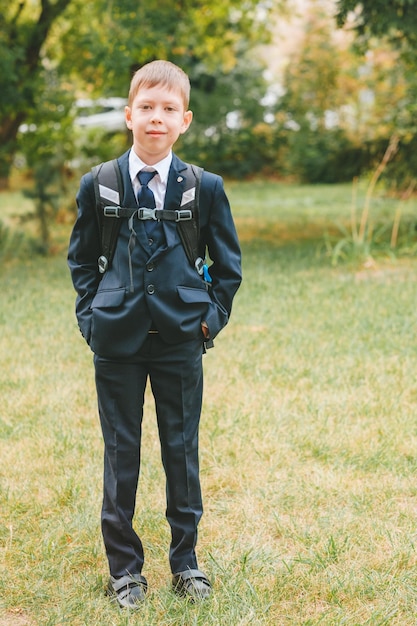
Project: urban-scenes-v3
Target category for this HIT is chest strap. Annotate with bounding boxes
[104,206,193,221]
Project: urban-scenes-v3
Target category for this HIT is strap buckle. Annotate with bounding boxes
[175,210,192,221]
[104,206,121,217]
[195,257,204,275]
[98,255,109,274]
[138,208,157,220]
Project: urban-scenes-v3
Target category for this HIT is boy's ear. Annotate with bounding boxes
[125,106,132,130]
[181,110,193,134]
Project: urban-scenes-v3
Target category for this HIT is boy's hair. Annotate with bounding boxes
[128,60,191,109]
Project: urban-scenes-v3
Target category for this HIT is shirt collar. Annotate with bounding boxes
[129,149,172,185]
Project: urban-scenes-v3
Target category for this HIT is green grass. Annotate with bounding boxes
[1,180,417,624]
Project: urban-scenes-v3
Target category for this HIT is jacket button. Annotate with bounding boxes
[147,284,155,295]
[146,263,154,272]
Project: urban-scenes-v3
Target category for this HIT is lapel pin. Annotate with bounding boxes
[177,176,183,183]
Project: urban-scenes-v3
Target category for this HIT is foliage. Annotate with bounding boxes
[177,57,288,178]
[57,0,276,94]
[1,0,282,185]
[56,0,281,178]
[0,0,72,181]
[0,0,287,249]
[335,0,417,188]
[384,134,417,189]
[281,10,344,133]
[274,4,417,187]
[276,8,372,184]
[4,0,417,203]
[284,127,365,184]
[324,135,417,265]
[336,0,417,50]
[16,67,77,250]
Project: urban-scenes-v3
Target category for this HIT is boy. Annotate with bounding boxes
[68,60,241,609]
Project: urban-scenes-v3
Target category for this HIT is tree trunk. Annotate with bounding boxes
[0,0,72,185]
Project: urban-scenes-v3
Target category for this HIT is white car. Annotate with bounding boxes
[75,97,127,132]
[19,97,127,135]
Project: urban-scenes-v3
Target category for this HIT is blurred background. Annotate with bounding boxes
[1,0,417,251]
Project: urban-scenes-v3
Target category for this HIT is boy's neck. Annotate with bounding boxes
[132,147,172,167]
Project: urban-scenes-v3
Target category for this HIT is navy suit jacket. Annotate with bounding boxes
[68,150,242,358]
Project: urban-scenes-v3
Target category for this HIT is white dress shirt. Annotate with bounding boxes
[128,149,172,210]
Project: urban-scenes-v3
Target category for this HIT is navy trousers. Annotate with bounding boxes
[94,334,204,577]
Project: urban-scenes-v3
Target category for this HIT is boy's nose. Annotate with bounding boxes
[150,109,163,122]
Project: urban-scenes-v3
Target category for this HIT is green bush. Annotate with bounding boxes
[178,122,288,179]
[286,128,370,184]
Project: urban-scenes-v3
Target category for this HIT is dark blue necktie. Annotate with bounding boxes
[137,170,157,236]
[138,170,156,207]
[127,169,158,291]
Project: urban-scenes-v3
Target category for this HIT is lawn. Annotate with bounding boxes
[1,180,417,625]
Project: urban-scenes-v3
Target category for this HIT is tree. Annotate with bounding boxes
[0,0,284,185]
[0,0,72,184]
[336,0,417,49]
[281,10,343,133]
[336,0,417,186]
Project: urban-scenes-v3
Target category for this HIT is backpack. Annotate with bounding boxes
[92,159,207,278]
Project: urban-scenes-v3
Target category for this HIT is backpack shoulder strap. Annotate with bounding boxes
[177,163,203,271]
[91,159,204,274]
[92,159,123,273]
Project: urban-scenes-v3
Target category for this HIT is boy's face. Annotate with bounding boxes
[125,85,193,165]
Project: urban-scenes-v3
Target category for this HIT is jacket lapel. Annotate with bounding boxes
[118,150,137,208]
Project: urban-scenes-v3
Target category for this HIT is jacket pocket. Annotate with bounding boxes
[177,286,212,305]
[91,287,126,309]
